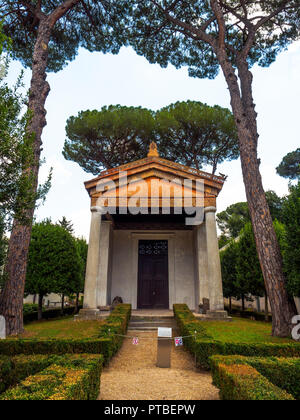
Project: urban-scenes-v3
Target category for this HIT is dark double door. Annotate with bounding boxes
[137,240,169,309]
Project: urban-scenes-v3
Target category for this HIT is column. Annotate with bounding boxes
[78,206,102,319]
[194,222,209,310]
[97,221,112,308]
[205,206,226,314]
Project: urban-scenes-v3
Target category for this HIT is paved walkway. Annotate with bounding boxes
[99,331,219,400]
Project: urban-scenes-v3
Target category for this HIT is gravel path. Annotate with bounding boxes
[99,331,219,400]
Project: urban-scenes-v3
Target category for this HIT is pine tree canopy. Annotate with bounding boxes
[128,0,300,79]
[63,101,239,175]
[0,0,132,72]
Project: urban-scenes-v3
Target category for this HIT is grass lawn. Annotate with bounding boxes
[19,316,104,340]
[203,317,294,344]
[16,315,297,344]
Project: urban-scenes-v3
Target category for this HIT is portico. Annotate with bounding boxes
[78,143,227,319]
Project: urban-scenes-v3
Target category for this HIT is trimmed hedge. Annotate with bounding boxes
[0,354,56,394]
[173,304,300,370]
[23,306,82,324]
[225,305,272,323]
[0,304,131,365]
[210,355,298,400]
[0,354,103,400]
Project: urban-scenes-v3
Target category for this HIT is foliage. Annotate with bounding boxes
[265,190,284,222]
[236,222,265,299]
[63,105,155,174]
[0,354,103,400]
[220,220,288,304]
[0,1,132,73]
[58,216,74,235]
[282,182,300,296]
[0,354,53,394]
[25,220,81,314]
[63,101,239,175]
[74,237,88,296]
[23,306,81,324]
[173,305,300,370]
[0,62,51,229]
[217,192,284,239]
[210,355,295,400]
[0,304,131,366]
[23,303,39,316]
[217,202,250,239]
[220,239,240,300]
[128,1,300,80]
[155,101,239,174]
[277,148,300,180]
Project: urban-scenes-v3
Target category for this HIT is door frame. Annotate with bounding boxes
[137,240,169,309]
[131,232,176,310]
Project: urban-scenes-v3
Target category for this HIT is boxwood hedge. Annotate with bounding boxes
[210,355,299,400]
[173,304,300,370]
[0,304,131,365]
[0,354,103,400]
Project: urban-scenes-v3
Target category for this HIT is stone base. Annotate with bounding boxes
[194,310,232,322]
[74,308,104,321]
[206,310,228,319]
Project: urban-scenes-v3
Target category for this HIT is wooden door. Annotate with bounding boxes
[137,240,169,309]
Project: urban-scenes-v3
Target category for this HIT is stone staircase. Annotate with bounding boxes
[128,315,176,331]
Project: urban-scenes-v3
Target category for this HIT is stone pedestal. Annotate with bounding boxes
[75,309,103,321]
[206,310,228,319]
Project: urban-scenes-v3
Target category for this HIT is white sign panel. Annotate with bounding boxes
[158,327,172,338]
[0,316,6,340]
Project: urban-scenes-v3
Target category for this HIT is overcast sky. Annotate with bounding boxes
[6,41,300,240]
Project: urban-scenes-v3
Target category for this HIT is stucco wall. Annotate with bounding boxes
[110,230,196,310]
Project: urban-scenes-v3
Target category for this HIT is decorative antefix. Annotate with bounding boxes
[0,315,6,340]
[77,143,229,320]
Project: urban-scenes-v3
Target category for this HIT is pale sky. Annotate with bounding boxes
[6,42,300,240]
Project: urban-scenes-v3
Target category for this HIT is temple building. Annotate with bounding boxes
[78,143,227,318]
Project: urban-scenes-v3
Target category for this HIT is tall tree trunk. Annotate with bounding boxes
[0,20,51,336]
[241,294,245,312]
[38,294,44,321]
[61,294,65,315]
[75,292,80,314]
[256,297,261,313]
[229,296,232,313]
[216,47,297,337]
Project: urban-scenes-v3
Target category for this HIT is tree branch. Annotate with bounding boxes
[48,0,82,26]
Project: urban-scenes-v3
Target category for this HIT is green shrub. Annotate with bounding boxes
[23,305,82,324]
[98,304,131,359]
[0,354,57,394]
[23,304,39,316]
[173,304,300,370]
[0,354,103,400]
[0,304,131,365]
[211,355,300,400]
[210,355,297,400]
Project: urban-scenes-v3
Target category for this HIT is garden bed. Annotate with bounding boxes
[210,355,300,400]
[173,304,300,370]
[0,354,103,400]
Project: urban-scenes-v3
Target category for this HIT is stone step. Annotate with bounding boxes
[129,320,175,325]
[128,326,161,331]
[131,316,174,321]
[128,318,177,331]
